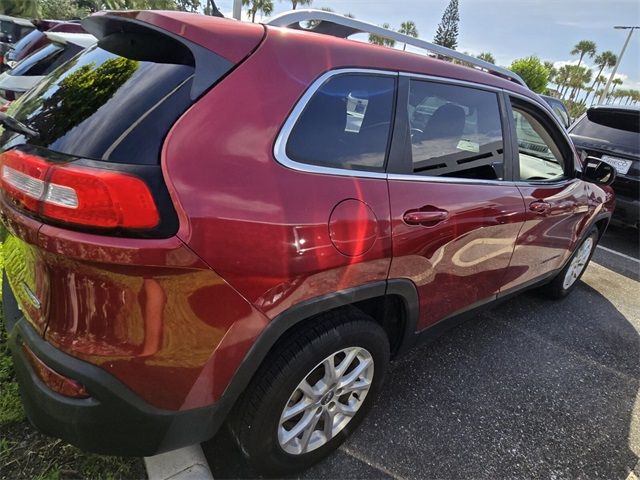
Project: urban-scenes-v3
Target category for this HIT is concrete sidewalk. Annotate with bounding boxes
[145,445,213,480]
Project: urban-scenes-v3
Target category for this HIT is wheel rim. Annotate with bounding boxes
[563,237,594,290]
[278,346,374,455]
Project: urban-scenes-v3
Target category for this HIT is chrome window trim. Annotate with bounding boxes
[399,71,503,94]
[273,67,395,180]
[273,68,546,185]
[386,173,516,186]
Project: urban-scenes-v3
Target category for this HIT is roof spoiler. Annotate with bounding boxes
[82,14,234,100]
[44,32,97,49]
[268,9,527,87]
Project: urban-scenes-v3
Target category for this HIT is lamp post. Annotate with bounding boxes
[598,26,639,104]
[233,0,242,20]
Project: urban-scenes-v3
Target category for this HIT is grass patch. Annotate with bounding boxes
[0,241,147,479]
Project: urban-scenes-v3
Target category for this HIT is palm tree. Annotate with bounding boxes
[567,66,591,101]
[584,51,617,104]
[606,78,624,103]
[243,0,273,22]
[570,40,597,69]
[543,60,557,84]
[398,21,418,51]
[555,65,572,97]
[478,52,496,64]
[284,0,312,9]
[369,23,396,48]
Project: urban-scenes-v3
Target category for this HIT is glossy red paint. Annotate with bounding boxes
[387,181,527,329]
[91,10,265,63]
[503,180,610,291]
[0,11,614,426]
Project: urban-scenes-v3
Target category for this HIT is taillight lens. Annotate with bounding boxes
[0,149,160,230]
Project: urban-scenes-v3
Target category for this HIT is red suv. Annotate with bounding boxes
[0,10,616,475]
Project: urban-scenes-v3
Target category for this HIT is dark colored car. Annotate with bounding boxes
[0,32,95,101]
[570,105,639,228]
[0,10,616,475]
[541,94,571,128]
[3,20,85,70]
[0,15,34,59]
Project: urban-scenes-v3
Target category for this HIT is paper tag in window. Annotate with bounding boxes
[457,139,480,153]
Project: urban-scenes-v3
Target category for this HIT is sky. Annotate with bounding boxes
[214,0,640,91]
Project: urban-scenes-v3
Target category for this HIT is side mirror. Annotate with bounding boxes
[581,156,617,186]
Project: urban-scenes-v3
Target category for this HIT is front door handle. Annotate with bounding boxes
[403,210,449,225]
[529,201,551,214]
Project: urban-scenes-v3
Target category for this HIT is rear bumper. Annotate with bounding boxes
[3,277,224,457]
[613,193,639,228]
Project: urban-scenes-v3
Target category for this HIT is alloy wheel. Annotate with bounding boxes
[277,346,374,455]
[563,237,594,290]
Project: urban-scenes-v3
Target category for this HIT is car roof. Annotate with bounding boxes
[0,15,34,28]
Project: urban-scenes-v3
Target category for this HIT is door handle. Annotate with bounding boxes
[529,201,550,214]
[403,210,449,225]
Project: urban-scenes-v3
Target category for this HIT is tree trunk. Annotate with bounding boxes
[292,0,297,8]
[251,9,256,22]
[584,66,605,104]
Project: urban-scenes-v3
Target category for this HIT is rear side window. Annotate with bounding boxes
[3,44,195,165]
[286,74,396,172]
[407,80,505,180]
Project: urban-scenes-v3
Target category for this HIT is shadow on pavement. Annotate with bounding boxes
[203,279,640,479]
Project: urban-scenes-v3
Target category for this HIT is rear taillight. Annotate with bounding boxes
[0,149,160,230]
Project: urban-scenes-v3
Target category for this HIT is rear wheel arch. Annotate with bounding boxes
[219,279,419,419]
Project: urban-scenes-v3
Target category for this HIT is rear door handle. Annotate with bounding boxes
[403,210,449,225]
[529,201,550,214]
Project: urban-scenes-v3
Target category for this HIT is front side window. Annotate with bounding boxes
[407,80,505,180]
[511,101,566,182]
[286,74,396,172]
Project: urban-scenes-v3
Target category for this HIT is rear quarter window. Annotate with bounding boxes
[285,74,396,172]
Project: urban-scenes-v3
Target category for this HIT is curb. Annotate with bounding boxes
[144,444,214,480]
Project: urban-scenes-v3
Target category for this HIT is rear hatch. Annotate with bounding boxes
[570,107,639,199]
[0,11,264,338]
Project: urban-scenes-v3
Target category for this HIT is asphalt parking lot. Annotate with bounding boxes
[202,225,640,479]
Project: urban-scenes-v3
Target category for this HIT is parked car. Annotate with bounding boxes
[0,10,616,475]
[0,15,34,59]
[570,105,639,228]
[3,20,85,70]
[540,94,571,128]
[0,32,96,101]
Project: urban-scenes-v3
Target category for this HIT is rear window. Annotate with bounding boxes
[2,44,195,165]
[571,111,640,155]
[7,29,44,61]
[10,42,81,77]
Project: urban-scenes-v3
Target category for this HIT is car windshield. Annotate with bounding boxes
[571,110,640,155]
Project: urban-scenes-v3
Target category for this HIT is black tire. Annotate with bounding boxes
[544,227,599,299]
[228,308,390,476]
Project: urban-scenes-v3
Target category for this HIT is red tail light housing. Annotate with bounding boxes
[0,149,160,232]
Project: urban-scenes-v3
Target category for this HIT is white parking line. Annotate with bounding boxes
[596,245,640,264]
